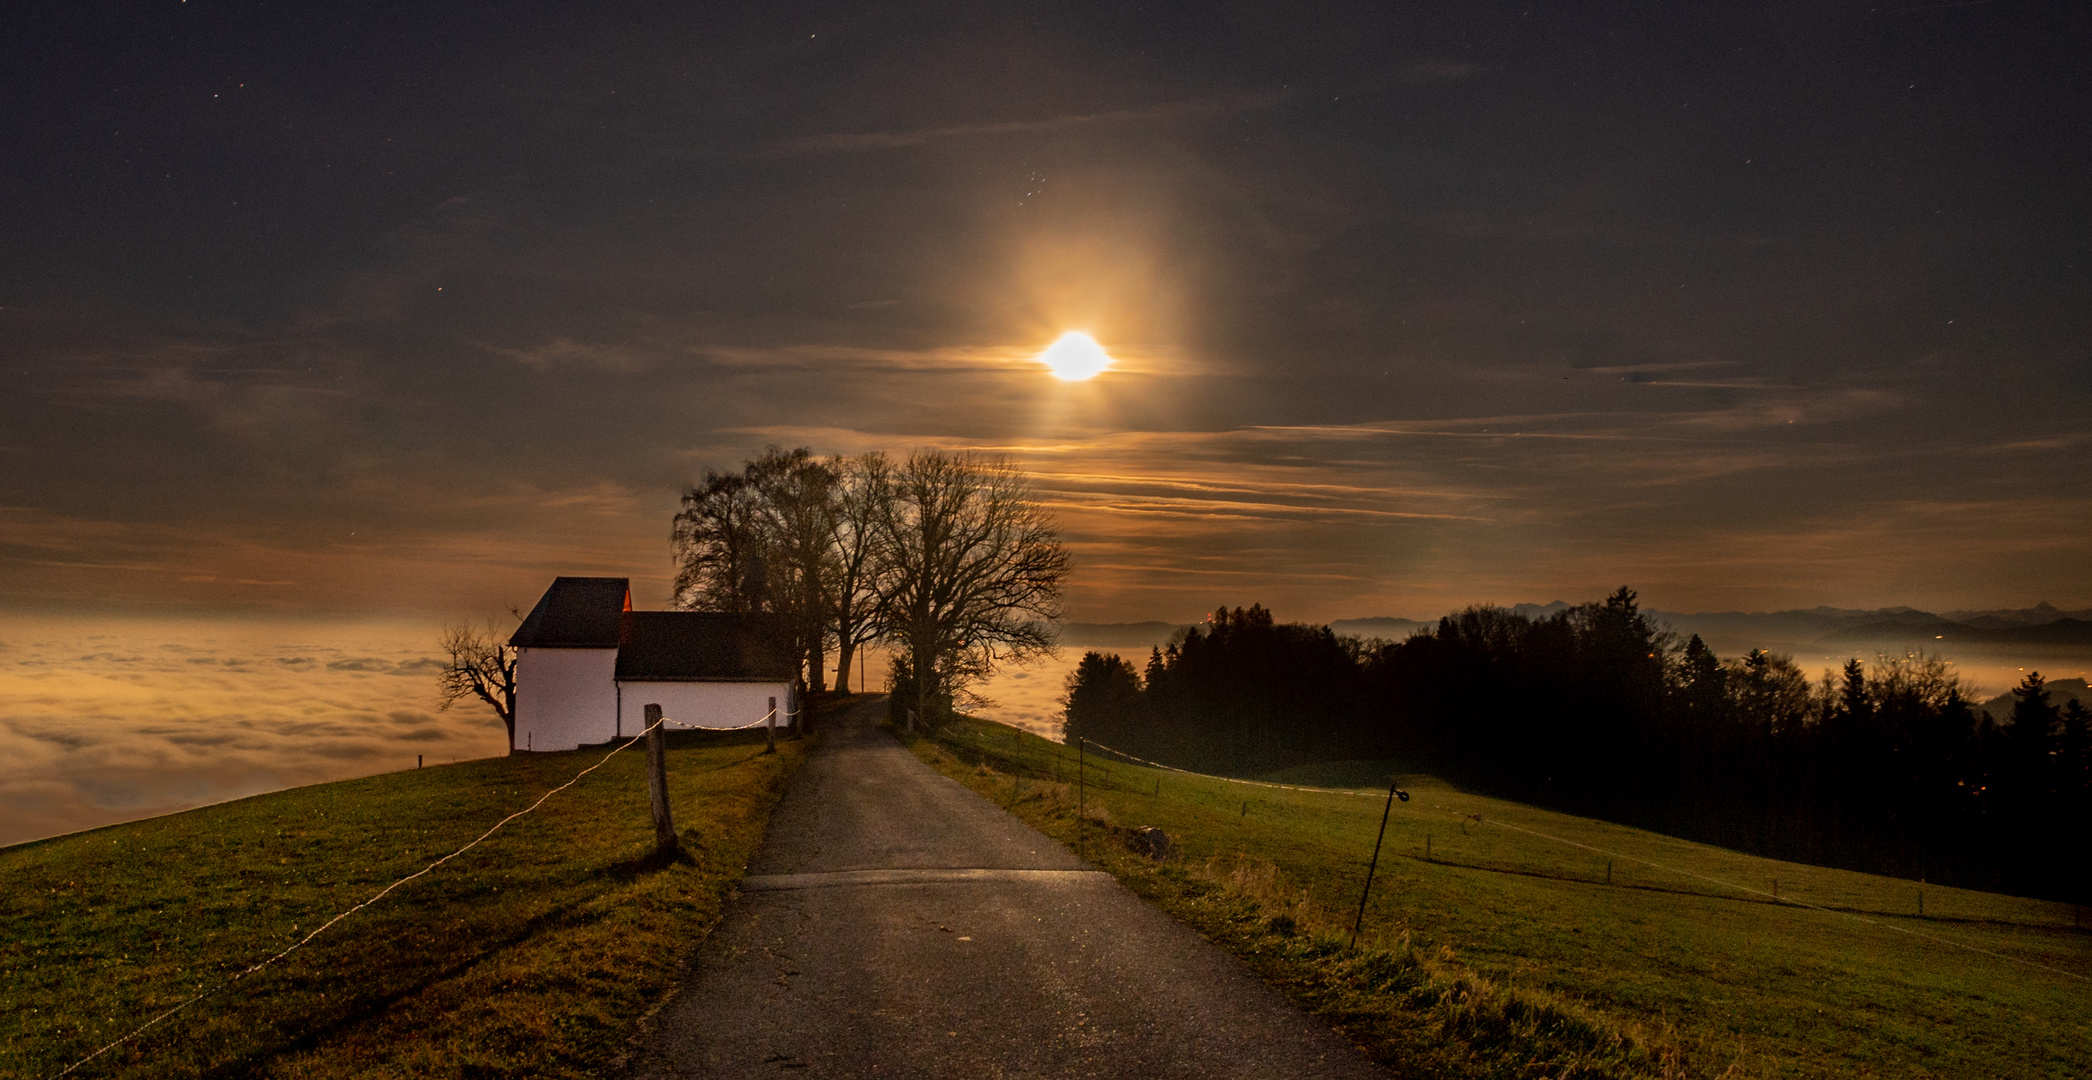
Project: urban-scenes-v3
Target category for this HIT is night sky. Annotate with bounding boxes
[7,0,2090,624]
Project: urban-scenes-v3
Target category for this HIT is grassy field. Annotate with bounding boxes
[1,726,810,1079]
[910,716,2092,1079]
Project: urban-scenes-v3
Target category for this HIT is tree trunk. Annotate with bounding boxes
[807,632,827,694]
[835,640,856,696]
[914,641,934,729]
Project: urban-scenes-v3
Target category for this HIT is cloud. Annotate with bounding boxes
[762,92,1289,156]
[482,337,659,374]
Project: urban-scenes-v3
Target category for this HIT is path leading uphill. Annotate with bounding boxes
[625,698,1390,1079]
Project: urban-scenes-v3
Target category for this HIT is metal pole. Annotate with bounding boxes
[765,697,777,754]
[1350,779,1400,949]
[645,704,676,852]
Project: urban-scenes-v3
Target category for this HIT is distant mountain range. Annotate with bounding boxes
[1332,603,2092,650]
[1058,621,1191,648]
[1328,616,1429,639]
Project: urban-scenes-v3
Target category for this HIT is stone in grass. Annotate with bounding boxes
[1123,826,1174,860]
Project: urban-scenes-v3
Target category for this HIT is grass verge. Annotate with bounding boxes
[906,715,2092,1079]
[3,726,811,1079]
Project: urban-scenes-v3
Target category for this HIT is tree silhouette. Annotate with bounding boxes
[745,447,842,692]
[438,617,520,752]
[827,453,892,695]
[873,451,1068,728]
[1062,651,1141,748]
[671,470,770,615]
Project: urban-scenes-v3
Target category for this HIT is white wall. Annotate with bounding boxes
[514,647,620,751]
[619,680,796,733]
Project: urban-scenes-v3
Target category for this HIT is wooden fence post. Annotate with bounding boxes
[766,697,777,754]
[645,704,676,852]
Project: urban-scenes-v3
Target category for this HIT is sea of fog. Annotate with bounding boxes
[5,614,2082,848]
[0,617,1099,847]
[0,614,510,847]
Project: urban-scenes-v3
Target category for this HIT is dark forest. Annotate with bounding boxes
[1062,590,2092,904]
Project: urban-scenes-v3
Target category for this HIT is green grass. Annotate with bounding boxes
[909,716,2092,1079]
[2,727,810,1079]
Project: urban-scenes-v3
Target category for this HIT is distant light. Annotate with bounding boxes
[1038,332,1114,381]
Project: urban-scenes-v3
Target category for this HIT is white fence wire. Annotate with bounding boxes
[983,720,2089,986]
[46,703,797,1080]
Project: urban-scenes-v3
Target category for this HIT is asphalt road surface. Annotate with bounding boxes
[625,698,1391,1079]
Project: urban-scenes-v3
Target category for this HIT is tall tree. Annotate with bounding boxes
[2006,671,2061,792]
[746,447,842,692]
[1673,633,1728,722]
[2061,698,2092,793]
[874,451,1069,728]
[671,446,842,690]
[670,470,770,614]
[1062,651,1142,748]
[438,617,520,752]
[1728,649,1810,737]
[828,452,892,695]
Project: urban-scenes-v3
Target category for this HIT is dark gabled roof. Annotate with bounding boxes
[509,577,631,648]
[615,612,798,682]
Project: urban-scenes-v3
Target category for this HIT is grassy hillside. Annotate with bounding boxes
[910,716,2092,1079]
[2,727,809,1079]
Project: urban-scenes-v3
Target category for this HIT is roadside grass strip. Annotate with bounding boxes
[2,724,810,1080]
[908,715,2092,1079]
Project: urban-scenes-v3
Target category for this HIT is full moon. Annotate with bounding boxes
[1037,331,1114,381]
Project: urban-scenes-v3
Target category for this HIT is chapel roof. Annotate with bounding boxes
[509,577,632,648]
[615,611,797,682]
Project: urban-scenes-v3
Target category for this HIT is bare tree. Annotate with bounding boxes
[671,469,770,614]
[747,447,842,692]
[829,452,892,694]
[438,617,520,752]
[875,451,1068,729]
[674,447,841,690]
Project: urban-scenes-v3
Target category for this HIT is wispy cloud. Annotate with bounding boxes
[762,91,1289,156]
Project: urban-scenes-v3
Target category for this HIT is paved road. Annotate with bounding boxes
[626,699,1390,1079]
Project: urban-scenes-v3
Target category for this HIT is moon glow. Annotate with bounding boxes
[1038,331,1114,381]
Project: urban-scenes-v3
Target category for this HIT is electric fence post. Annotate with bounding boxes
[1077,737,1086,859]
[1350,779,1404,948]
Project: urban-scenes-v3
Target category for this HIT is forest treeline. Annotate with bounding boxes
[1063,590,2092,902]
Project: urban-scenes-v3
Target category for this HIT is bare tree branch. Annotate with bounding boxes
[875,451,1068,726]
[437,616,520,753]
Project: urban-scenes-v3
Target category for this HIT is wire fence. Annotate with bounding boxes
[44,702,797,1080]
[953,718,2089,985]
